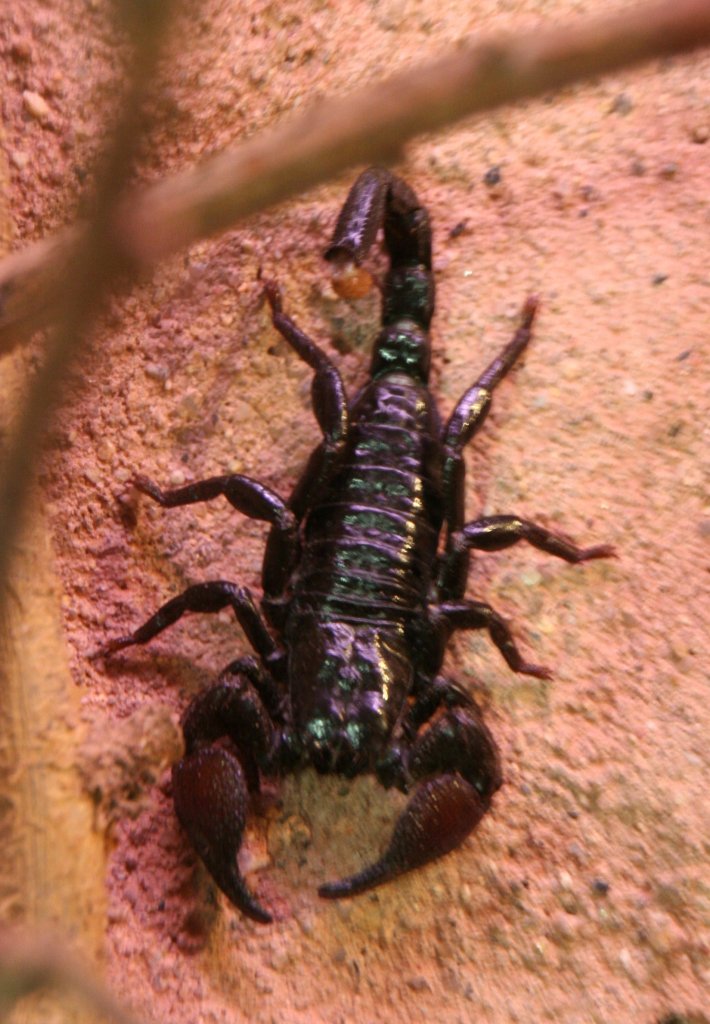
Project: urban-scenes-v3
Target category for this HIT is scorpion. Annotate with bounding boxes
[101,168,613,923]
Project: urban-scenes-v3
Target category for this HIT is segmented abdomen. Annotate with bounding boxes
[294,376,443,621]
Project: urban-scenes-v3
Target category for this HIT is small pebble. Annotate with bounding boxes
[561,359,583,381]
[591,878,610,896]
[144,362,168,381]
[97,440,115,463]
[546,912,575,944]
[618,947,640,980]
[558,890,579,914]
[610,92,633,115]
[335,902,353,922]
[483,165,502,187]
[269,949,291,972]
[10,39,32,62]
[295,911,315,937]
[520,568,543,587]
[405,976,432,992]
[652,273,669,286]
[448,219,469,239]
[10,150,29,170]
[630,159,646,176]
[658,162,679,180]
[642,915,687,957]
[567,841,587,864]
[22,89,51,121]
[459,884,475,912]
[187,260,208,281]
[690,125,709,144]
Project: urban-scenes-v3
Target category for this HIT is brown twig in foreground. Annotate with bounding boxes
[0,925,145,1024]
[0,0,178,604]
[1,0,709,350]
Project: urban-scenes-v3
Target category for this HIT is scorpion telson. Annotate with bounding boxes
[100,168,614,923]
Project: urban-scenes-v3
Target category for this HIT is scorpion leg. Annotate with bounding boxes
[319,679,500,899]
[98,581,278,664]
[131,473,298,604]
[263,282,349,519]
[451,515,615,564]
[173,660,278,923]
[438,296,538,598]
[433,599,552,679]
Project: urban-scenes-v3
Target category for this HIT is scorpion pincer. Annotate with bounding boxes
[100,168,613,923]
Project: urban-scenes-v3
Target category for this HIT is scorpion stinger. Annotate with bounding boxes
[99,168,613,922]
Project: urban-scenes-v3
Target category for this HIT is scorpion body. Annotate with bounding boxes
[102,169,612,923]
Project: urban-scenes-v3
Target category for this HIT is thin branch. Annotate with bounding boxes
[1,0,709,349]
[0,0,178,602]
[0,925,146,1024]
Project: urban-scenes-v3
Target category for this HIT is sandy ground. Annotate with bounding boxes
[1,1,708,1022]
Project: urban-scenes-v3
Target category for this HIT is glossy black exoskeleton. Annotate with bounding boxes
[101,168,613,923]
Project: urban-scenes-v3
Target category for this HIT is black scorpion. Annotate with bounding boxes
[101,168,613,923]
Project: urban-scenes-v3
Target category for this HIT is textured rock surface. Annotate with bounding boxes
[2,1,708,1021]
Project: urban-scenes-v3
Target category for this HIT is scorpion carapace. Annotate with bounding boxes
[101,168,613,923]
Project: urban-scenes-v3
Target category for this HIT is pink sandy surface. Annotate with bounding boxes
[2,1,708,1022]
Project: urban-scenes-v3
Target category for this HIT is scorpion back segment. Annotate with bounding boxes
[101,168,613,923]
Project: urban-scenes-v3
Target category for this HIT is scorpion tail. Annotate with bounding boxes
[325,166,435,381]
[324,166,389,268]
[172,747,273,924]
[318,773,487,900]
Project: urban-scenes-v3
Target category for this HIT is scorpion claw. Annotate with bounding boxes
[318,773,486,900]
[172,746,272,924]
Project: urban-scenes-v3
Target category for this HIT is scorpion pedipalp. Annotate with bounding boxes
[319,774,487,899]
[320,695,502,899]
[173,746,272,924]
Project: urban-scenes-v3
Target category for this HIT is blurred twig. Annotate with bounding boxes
[0,0,178,604]
[1,0,709,350]
[0,924,145,1024]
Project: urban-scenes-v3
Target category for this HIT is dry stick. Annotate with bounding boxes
[0,0,178,599]
[0,925,146,1024]
[125,0,710,263]
[1,0,709,350]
